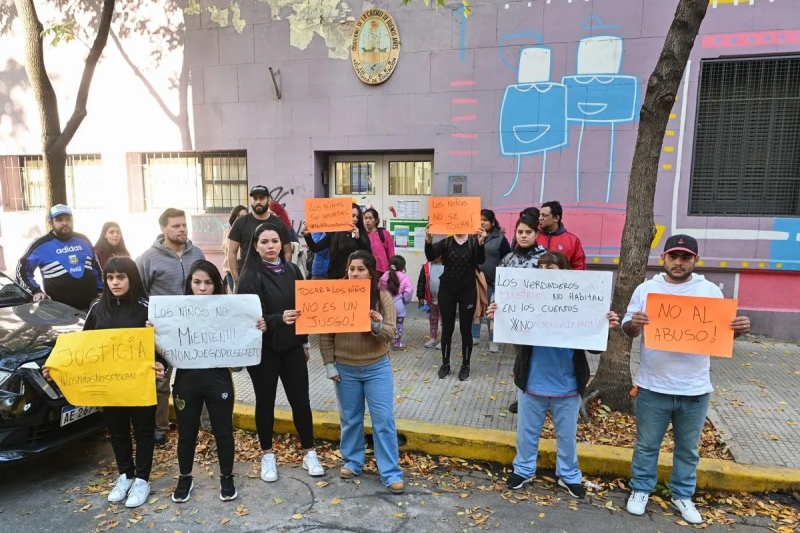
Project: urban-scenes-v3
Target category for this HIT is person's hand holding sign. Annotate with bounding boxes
[257,317,267,332]
[424,223,433,243]
[607,311,620,329]
[283,309,301,325]
[486,301,497,319]
[476,227,487,246]
[731,315,750,336]
[369,309,382,323]
[153,361,165,380]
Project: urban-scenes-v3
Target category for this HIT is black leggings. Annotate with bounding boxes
[173,368,235,476]
[438,282,476,364]
[103,405,157,481]
[247,344,314,450]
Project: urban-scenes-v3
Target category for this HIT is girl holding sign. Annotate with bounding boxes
[487,251,619,499]
[44,257,166,508]
[237,222,325,483]
[302,203,370,280]
[319,250,403,494]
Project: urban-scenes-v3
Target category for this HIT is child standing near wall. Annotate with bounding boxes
[417,259,443,348]
[379,255,413,350]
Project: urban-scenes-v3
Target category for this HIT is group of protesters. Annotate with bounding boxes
[19,190,750,524]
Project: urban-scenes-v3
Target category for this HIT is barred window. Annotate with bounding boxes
[689,56,800,216]
[6,154,104,211]
[334,161,375,195]
[388,161,432,195]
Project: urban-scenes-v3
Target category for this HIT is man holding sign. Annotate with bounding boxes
[622,235,750,524]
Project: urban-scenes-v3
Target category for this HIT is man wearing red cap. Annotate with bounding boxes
[621,234,751,524]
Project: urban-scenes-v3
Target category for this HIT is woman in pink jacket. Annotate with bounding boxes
[379,255,413,349]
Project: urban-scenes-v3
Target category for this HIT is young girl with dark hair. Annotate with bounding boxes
[320,250,404,494]
[93,221,131,271]
[379,255,413,349]
[168,260,266,504]
[45,257,165,508]
[302,203,370,279]
[237,222,324,483]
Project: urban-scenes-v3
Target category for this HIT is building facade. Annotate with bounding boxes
[0,0,798,338]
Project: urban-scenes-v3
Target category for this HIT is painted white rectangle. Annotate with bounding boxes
[493,268,613,351]
[148,295,263,369]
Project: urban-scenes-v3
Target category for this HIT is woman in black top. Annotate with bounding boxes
[424,225,487,381]
[302,203,370,279]
[237,222,325,483]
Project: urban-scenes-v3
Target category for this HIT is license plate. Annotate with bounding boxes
[60,405,101,427]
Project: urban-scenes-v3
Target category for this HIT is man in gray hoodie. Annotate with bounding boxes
[136,208,206,444]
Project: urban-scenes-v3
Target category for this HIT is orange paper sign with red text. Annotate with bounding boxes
[428,197,481,235]
[295,279,371,334]
[644,293,738,357]
[304,197,353,233]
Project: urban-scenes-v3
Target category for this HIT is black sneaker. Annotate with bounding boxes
[154,432,167,447]
[558,478,586,498]
[506,473,532,490]
[220,474,238,501]
[458,364,470,381]
[508,401,518,413]
[437,363,450,379]
[171,475,194,503]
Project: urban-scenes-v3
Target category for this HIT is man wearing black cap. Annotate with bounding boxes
[16,204,102,311]
[621,234,751,525]
[227,185,292,285]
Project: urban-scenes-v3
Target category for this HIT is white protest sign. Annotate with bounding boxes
[493,267,613,351]
[148,294,263,369]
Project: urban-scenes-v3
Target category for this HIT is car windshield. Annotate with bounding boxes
[0,273,32,307]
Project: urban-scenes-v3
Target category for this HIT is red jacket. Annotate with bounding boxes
[536,223,586,270]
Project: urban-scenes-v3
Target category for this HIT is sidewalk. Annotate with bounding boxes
[230,307,800,487]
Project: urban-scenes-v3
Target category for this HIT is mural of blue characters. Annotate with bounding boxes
[770,219,800,270]
[563,16,640,202]
[498,33,569,199]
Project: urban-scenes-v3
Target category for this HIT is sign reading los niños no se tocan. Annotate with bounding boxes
[351,8,400,85]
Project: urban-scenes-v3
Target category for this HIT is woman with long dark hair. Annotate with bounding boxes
[223,205,248,292]
[363,208,395,278]
[473,209,511,352]
[319,250,403,494]
[236,222,324,483]
[93,221,131,271]
[302,203,370,279]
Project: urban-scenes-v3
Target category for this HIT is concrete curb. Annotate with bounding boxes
[223,403,800,493]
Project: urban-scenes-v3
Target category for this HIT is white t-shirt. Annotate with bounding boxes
[623,273,723,395]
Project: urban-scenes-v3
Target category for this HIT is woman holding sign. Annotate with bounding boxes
[319,250,403,494]
[424,225,486,381]
[302,203,370,280]
[44,257,166,508]
[237,222,325,483]
[487,251,619,499]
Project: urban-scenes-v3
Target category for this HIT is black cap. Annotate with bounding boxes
[249,185,270,198]
[663,234,698,255]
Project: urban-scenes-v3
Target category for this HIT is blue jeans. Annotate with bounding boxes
[335,357,403,485]
[512,390,582,484]
[630,388,710,498]
[472,285,495,341]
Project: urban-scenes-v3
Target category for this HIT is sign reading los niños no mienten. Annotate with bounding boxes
[351,8,400,85]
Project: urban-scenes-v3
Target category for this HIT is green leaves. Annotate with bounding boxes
[40,20,76,47]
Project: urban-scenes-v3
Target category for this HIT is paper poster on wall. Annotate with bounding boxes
[388,219,428,249]
[644,293,738,357]
[394,226,410,248]
[412,227,427,251]
[295,279,371,334]
[493,267,613,351]
[148,295,263,369]
[46,328,157,407]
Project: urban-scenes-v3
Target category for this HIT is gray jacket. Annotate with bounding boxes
[136,236,206,296]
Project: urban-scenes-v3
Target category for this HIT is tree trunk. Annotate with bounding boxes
[585,0,710,413]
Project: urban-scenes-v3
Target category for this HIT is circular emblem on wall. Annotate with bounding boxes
[350,8,400,85]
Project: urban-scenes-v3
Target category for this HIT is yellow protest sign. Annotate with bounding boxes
[428,196,481,235]
[46,328,157,407]
[295,279,371,334]
[644,293,738,357]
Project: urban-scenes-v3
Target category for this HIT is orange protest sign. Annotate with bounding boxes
[428,197,481,235]
[304,197,353,233]
[644,293,738,357]
[295,279,371,334]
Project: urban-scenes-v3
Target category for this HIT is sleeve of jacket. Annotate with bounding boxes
[319,333,335,364]
[416,266,426,301]
[475,238,486,265]
[373,291,397,344]
[499,237,512,258]
[82,301,99,331]
[304,232,330,253]
[571,236,587,270]
[91,254,103,291]
[385,231,395,260]
[16,239,43,294]
[425,239,445,262]
[400,275,414,304]
[135,253,152,295]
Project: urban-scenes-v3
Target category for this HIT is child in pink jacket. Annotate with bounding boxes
[379,255,413,349]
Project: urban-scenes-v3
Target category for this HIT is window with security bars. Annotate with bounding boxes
[4,154,104,210]
[138,151,247,213]
[689,56,800,216]
[334,161,375,195]
[388,161,432,195]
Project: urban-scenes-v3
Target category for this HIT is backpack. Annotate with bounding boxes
[290,242,310,280]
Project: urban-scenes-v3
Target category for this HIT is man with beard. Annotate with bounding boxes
[16,204,103,311]
[622,234,750,525]
[136,207,206,445]
[226,185,291,286]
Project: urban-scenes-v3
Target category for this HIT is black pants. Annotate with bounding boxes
[247,344,314,450]
[173,369,235,476]
[103,405,157,481]
[438,281,476,365]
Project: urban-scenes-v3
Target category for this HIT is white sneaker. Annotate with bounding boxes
[434,341,441,349]
[423,337,438,348]
[472,336,480,346]
[671,497,703,524]
[261,453,278,482]
[489,341,500,353]
[302,451,325,477]
[626,491,649,516]
[108,474,133,503]
[125,478,150,508]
